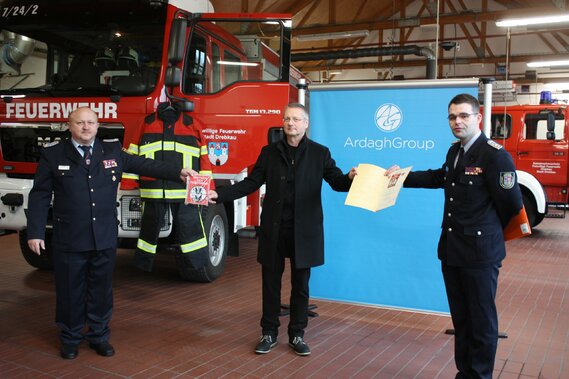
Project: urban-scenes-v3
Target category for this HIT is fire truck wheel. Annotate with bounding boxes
[176,203,228,282]
[18,229,54,270]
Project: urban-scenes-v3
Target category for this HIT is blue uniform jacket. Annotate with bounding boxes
[27,138,182,252]
[404,134,523,267]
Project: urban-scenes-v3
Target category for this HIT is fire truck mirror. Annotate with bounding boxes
[168,18,187,64]
[165,67,181,87]
[546,112,556,140]
[175,101,194,112]
[268,127,284,144]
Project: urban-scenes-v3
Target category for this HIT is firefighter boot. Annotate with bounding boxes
[133,250,154,272]
[181,246,209,270]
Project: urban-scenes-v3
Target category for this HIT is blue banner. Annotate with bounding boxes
[309,81,478,313]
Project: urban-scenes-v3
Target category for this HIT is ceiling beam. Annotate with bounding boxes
[297,53,569,72]
[293,7,568,36]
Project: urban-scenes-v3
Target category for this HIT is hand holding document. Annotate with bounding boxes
[345,164,412,212]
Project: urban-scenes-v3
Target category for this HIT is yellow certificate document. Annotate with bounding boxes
[345,164,412,212]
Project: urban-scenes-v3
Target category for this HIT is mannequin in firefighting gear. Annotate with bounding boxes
[132,102,213,272]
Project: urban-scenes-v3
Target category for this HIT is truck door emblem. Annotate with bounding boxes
[208,142,229,166]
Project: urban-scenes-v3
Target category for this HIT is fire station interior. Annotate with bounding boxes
[1,0,569,378]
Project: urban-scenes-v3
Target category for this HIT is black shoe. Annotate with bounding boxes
[89,341,115,357]
[60,344,78,359]
[255,335,277,354]
[289,336,311,356]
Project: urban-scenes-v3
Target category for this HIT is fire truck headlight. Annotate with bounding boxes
[1,193,23,206]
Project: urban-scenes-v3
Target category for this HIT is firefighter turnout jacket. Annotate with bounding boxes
[130,103,212,271]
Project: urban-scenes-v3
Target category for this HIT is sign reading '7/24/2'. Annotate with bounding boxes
[1,4,39,18]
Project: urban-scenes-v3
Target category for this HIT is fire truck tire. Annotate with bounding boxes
[522,193,544,228]
[18,229,54,270]
[176,203,228,282]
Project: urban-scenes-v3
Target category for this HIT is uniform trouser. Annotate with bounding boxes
[442,262,500,379]
[135,201,207,271]
[54,248,115,345]
[261,226,311,340]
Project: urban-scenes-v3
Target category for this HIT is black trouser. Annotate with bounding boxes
[442,262,500,379]
[54,248,115,345]
[261,226,311,339]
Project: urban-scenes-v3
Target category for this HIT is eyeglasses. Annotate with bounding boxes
[283,117,305,123]
[72,120,98,127]
[447,113,478,122]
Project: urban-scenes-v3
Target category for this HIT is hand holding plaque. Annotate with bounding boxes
[186,174,211,206]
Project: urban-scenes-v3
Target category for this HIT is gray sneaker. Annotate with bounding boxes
[255,335,277,354]
[289,336,311,356]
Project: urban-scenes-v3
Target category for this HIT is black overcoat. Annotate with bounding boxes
[216,137,352,270]
[27,138,182,252]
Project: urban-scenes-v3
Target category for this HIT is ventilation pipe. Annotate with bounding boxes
[0,31,36,75]
[291,45,436,79]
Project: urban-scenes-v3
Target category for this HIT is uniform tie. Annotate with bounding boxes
[80,145,91,165]
[455,146,464,168]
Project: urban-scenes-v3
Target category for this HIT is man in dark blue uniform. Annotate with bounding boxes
[389,94,522,379]
[27,107,192,360]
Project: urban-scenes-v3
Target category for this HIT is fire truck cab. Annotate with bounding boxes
[487,103,568,227]
[0,0,305,281]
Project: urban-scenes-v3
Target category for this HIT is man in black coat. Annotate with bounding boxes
[208,103,356,356]
[388,94,522,379]
[27,107,192,360]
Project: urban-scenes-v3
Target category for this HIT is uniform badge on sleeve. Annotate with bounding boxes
[500,172,515,189]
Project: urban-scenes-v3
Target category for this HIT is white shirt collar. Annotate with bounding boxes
[462,131,481,153]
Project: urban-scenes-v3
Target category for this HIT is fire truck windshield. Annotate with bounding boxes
[0,0,166,97]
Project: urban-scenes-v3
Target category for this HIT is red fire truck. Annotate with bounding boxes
[0,0,306,281]
[486,102,568,227]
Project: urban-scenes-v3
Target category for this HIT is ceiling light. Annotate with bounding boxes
[217,61,258,67]
[527,60,569,68]
[296,30,369,42]
[496,14,569,27]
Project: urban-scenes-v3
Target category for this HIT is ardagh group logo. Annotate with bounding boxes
[343,101,435,152]
[375,103,402,132]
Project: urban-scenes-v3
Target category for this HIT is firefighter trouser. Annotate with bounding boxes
[134,201,208,272]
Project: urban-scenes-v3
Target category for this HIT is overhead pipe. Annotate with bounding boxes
[1,31,36,74]
[291,45,436,79]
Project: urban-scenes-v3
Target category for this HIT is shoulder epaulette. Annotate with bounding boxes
[487,140,503,150]
[102,138,119,143]
[43,141,60,148]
